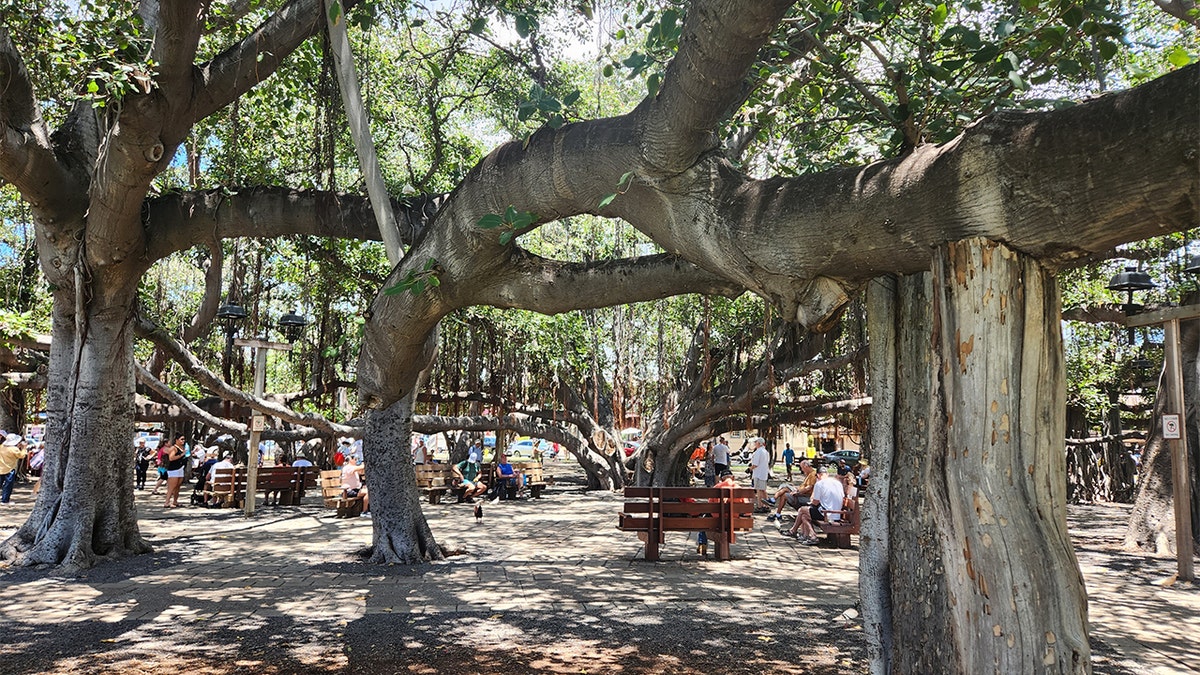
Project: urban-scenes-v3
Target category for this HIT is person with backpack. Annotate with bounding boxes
[134,439,154,490]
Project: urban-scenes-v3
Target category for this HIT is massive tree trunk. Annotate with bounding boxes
[866,239,1089,673]
[362,396,443,563]
[1,282,151,571]
[1124,315,1200,556]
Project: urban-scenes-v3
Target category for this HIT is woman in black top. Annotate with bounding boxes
[163,435,188,508]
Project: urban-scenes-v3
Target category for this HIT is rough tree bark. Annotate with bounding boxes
[867,239,1090,673]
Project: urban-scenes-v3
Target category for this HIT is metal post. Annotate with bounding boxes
[244,346,268,517]
[1163,318,1195,581]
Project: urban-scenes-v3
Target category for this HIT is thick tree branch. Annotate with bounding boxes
[143,187,435,262]
[0,30,82,214]
[152,1,205,108]
[480,251,744,314]
[638,0,795,175]
[134,315,359,436]
[195,0,358,120]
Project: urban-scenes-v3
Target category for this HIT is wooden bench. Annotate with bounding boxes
[203,467,245,508]
[415,464,454,504]
[618,486,756,561]
[511,461,550,498]
[320,469,363,517]
[202,466,317,508]
[819,496,861,548]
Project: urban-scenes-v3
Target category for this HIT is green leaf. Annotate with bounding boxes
[515,14,531,38]
[477,214,505,229]
[598,193,617,208]
[505,205,518,222]
[469,17,488,34]
[618,171,634,189]
[510,211,536,229]
[931,3,947,25]
[1008,71,1026,90]
[562,90,581,106]
[647,72,661,97]
[327,0,343,25]
[498,231,515,245]
[1062,6,1084,28]
[602,64,614,77]
[1167,46,1193,68]
[87,79,99,93]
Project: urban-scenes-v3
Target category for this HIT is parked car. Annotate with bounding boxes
[822,449,862,465]
[507,438,554,458]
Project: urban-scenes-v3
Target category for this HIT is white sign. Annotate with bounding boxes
[1163,414,1182,440]
[251,415,266,432]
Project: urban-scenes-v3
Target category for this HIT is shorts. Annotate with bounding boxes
[786,493,810,509]
[752,478,768,491]
[344,488,360,498]
[166,468,185,479]
[157,467,168,479]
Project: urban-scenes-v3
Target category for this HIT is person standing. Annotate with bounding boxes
[749,437,771,512]
[1,433,29,505]
[151,438,170,495]
[162,435,188,508]
[134,439,154,490]
[413,438,429,465]
[782,442,796,482]
[712,436,730,476]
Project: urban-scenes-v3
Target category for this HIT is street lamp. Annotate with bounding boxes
[217,301,247,385]
[1107,265,1156,315]
[277,308,309,343]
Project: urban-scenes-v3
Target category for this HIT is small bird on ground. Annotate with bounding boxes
[474,503,483,522]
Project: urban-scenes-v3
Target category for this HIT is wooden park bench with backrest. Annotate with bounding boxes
[415,464,454,504]
[254,465,317,506]
[203,466,245,508]
[618,486,756,561]
[320,468,363,517]
[510,460,551,498]
[819,495,861,548]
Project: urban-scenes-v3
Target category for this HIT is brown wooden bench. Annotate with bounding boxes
[320,469,363,517]
[415,464,453,504]
[618,486,756,561]
[511,460,551,498]
[203,467,245,508]
[819,496,861,548]
[202,466,317,508]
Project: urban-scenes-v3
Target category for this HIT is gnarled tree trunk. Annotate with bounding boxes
[362,395,444,563]
[1,282,151,572]
[865,239,1090,673]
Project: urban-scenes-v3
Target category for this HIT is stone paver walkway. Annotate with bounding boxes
[0,465,1196,673]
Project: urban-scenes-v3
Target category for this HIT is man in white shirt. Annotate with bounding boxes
[792,466,846,545]
[413,438,428,465]
[206,452,237,507]
[748,437,771,511]
[712,437,730,475]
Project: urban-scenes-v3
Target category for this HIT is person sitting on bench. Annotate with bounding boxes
[767,459,816,522]
[342,455,369,516]
[490,452,523,501]
[452,458,487,502]
[790,465,845,545]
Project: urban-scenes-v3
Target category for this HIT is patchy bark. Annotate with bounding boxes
[1,286,152,572]
[362,396,444,564]
[876,240,1089,673]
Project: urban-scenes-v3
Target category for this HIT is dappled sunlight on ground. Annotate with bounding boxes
[0,464,1190,673]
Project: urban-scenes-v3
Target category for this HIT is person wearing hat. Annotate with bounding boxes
[1,433,29,504]
[785,464,846,545]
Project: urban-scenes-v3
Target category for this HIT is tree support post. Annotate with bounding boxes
[1162,318,1195,581]
[245,345,268,516]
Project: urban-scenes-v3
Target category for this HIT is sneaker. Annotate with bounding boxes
[766,514,778,522]
[359,511,372,518]
[766,498,776,505]
[801,536,819,545]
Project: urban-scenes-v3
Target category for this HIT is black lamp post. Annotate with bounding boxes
[277,308,309,343]
[1108,266,1156,344]
[216,301,248,383]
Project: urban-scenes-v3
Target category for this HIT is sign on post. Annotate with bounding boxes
[1163,414,1182,440]
[251,415,265,432]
